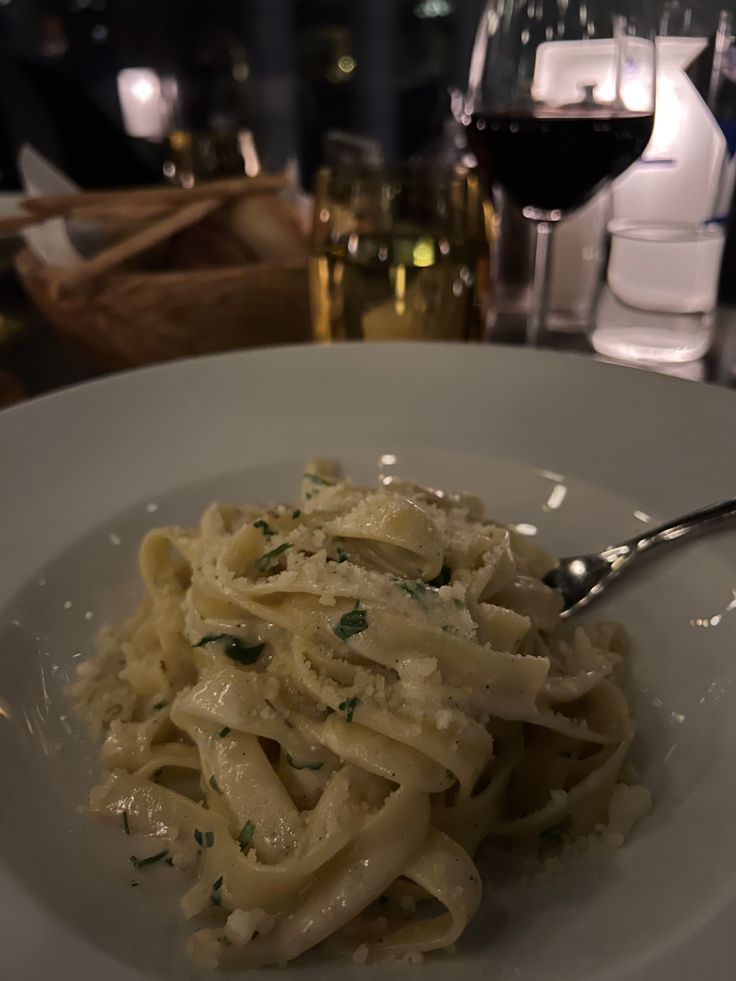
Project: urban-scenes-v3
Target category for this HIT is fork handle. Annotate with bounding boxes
[610,497,736,561]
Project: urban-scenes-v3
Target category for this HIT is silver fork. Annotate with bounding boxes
[544,497,736,618]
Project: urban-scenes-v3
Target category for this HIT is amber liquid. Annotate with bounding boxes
[310,233,479,342]
[164,129,246,186]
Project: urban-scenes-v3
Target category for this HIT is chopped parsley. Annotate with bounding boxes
[255,542,292,573]
[152,700,167,711]
[209,773,222,794]
[211,875,224,906]
[237,820,255,852]
[334,606,368,641]
[193,636,220,647]
[129,850,169,869]
[218,726,231,738]
[253,519,275,538]
[122,810,130,835]
[152,768,163,782]
[264,698,293,728]
[304,472,331,486]
[292,509,301,519]
[194,634,265,666]
[398,580,428,601]
[428,564,452,588]
[540,816,572,842]
[194,829,215,848]
[397,566,451,596]
[336,546,348,563]
[338,696,360,723]
[286,753,324,771]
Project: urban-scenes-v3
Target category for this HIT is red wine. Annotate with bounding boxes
[466,111,654,215]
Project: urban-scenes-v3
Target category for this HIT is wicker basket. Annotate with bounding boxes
[15,248,311,371]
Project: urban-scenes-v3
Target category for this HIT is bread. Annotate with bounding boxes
[227,194,309,263]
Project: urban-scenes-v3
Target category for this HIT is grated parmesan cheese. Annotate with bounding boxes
[352,944,370,965]
[435,709,453,731]
[186,929,222,969]
[224,908,275,946]
[387,950,424,965]
[606,783,652,839]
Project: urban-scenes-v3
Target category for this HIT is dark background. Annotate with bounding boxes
[0,0,733,298]
[0,0,490,188]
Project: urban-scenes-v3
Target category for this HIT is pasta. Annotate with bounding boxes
[70,461,650,968]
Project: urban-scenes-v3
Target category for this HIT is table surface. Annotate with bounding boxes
[1,272,736,407]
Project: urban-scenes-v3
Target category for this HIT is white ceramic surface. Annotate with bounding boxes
[1,343,736,981]
[612,38,726,226]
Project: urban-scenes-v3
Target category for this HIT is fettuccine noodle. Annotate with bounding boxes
[71,461,650,968]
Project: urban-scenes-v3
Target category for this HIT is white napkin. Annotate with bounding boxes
[17,145,93,266]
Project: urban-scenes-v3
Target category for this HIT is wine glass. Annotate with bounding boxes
[463,0,656,344]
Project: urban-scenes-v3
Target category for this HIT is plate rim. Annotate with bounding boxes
[3,341,735,430]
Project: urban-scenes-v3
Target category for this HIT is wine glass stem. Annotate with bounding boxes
[528,220,555,345]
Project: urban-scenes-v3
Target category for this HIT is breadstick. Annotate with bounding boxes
[22,174,287,217]
[48,198,221,295]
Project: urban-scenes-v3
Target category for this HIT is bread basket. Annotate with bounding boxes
[15,250,310,371]
[11,176,312,371]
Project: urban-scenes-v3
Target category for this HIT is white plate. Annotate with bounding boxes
[1,343,735,981]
